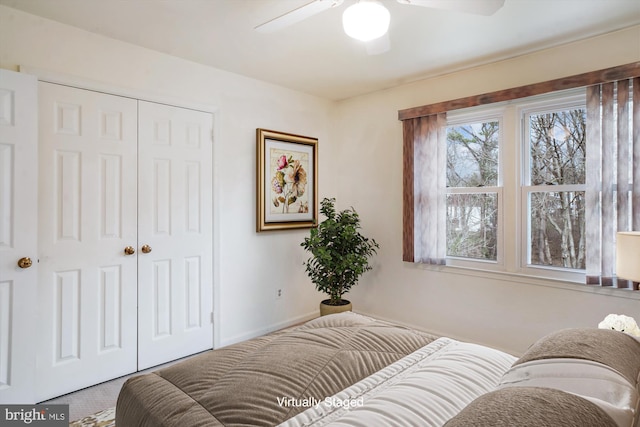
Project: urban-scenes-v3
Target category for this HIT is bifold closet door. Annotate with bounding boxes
[137,101,213,370]
[0,70,38,403]
[36,82,138,401]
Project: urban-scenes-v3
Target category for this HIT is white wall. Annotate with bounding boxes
[334,25,640,355]
[0,5,334,347]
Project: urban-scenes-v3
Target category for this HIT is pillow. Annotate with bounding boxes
[513,328,640,386]
[444,387,618,427]
[501,328,640,427]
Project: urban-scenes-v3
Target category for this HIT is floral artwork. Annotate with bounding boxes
[257,129,317,231]
[270,150,309,214]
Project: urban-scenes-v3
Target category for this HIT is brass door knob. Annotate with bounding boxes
[17,257,33,269]
[141,244,152,254]
[124,246,135,255]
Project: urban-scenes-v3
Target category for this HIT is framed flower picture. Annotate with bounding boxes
[256,129,318,232]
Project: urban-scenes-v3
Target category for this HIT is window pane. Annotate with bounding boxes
[447,193,497,261]
[529,109,586,185]
[529,191,585,269]
[447,122,499,187]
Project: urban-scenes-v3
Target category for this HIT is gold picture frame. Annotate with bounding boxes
[256,129,318,232]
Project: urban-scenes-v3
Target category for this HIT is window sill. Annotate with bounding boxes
[411,262,640,300]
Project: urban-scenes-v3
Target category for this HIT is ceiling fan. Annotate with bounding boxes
[255,0,506,40]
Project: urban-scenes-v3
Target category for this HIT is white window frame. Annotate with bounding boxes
[445,107,505,271]
[516,91,587,283]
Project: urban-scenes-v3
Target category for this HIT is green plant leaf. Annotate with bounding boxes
[301,197,379,303]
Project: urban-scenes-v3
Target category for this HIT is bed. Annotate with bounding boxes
[116,312,640,427]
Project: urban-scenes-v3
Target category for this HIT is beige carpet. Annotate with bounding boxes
[41,374,129,423]
[39,352,205,424]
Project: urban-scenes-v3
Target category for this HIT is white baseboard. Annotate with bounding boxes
[217,311,318,348]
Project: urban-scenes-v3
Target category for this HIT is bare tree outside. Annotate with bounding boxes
[445,111,588,268]
[447,193,497,260]
[528,109,586,269]
[446,122,499,260]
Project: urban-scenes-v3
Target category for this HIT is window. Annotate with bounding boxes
[523,100,587,271]
[446,92,595,280]
[401,68,638,289]
[446,118,501,262]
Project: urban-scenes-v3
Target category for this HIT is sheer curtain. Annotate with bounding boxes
[402,113,447,264]
[585,78,640,289]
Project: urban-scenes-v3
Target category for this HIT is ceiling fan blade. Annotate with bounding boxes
[397,0,505,16]
[255,0,344,33]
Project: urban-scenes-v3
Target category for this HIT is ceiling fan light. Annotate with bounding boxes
[342,0,390,42]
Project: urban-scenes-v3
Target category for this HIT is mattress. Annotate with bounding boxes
[116,314,640,427]
[280,328,640,427]
[278,337,517,426]
[115,312,439,426]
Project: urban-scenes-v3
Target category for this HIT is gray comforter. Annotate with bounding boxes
[115,313,437,426]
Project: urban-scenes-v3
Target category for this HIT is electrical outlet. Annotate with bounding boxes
[276,288,283,299]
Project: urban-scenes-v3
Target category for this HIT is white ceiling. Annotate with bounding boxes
[2,0,639,100]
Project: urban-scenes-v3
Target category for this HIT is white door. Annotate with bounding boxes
[36,82,138,401]
[0,70,38,403]
[137,101,213,369]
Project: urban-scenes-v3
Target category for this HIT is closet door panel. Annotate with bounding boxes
[36,83,138,401]
[138,101,213,369]
[0,70,38,403]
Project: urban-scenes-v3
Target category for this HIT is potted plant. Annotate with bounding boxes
[301,197,379,316]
